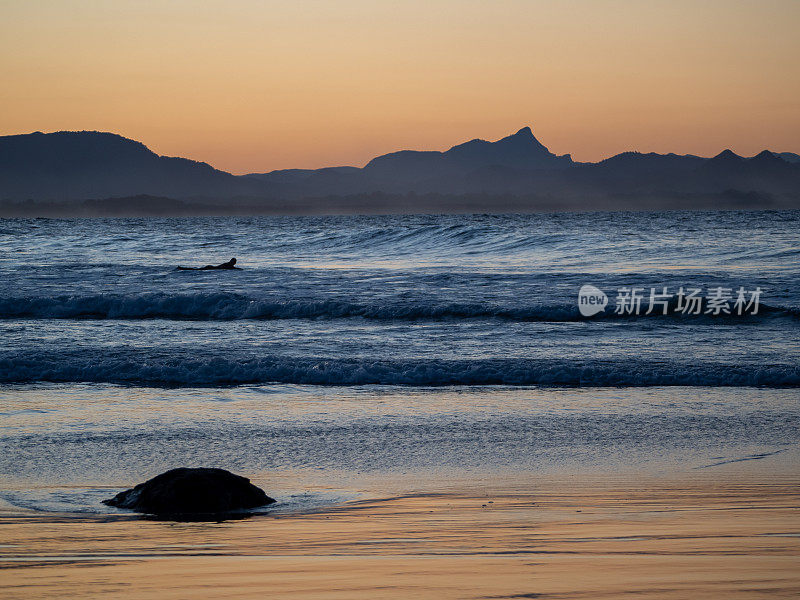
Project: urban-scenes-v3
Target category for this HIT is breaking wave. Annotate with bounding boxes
[0,293,794,322]
[1,353,797,387]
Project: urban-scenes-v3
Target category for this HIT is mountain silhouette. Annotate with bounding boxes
[0,131,259,200]
[369,126,570,170]
[1,127,798,213]
[777,152,800,164]
[361,126,571,188]
[695,149,799,195]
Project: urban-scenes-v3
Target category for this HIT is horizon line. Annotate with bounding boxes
[2,126,797,176]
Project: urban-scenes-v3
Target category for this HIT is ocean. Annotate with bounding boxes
[1,211,799,513]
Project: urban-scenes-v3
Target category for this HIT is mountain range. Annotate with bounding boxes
[1,127,798,215]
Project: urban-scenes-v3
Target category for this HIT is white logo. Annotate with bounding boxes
[578,284,608,317]
[577,284,762,317]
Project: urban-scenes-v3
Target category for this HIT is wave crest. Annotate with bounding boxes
[0,293,794,322]
[1,354,797,387]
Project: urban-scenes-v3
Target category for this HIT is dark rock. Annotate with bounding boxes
[103,468,276,515]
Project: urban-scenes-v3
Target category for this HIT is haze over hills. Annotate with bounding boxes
[1,127,798,215]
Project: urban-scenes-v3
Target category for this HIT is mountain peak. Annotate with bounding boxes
[711,149,744,161]
[492,125,549,152]
[513,126,534,137]
[439,125,570,170]
[752,150,778,161]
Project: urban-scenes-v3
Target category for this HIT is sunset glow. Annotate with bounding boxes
[1,0,799,173]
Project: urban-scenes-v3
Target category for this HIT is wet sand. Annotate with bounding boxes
[2,476,799,599]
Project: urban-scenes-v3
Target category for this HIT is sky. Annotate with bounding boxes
[1,0,799,174]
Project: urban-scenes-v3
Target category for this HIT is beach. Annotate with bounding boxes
[2,384,799,598]
[1,212,798,597]
[3,473,799,599]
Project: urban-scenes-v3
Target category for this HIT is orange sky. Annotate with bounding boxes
[1,0,798,174]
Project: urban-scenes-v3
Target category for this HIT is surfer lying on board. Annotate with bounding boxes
[177,258,240,270]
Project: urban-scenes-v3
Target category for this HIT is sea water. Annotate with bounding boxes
[0,211,798,512]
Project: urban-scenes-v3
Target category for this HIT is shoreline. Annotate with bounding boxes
[2,474,799,598]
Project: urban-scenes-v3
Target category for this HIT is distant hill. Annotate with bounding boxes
[777,152,800,164]
[696,150,800,195]
[1,127,798,213]
[0,131,260,200]
[360,126,572,187]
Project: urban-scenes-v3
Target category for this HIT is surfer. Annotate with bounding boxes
[177,258,240,270]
